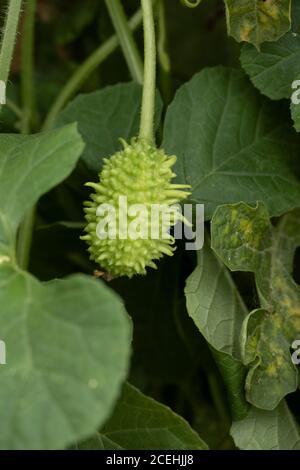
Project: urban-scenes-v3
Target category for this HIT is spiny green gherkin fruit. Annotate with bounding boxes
[81,138,191,278]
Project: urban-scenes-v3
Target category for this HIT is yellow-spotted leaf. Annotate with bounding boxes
[211,202,300,409]
[224,0,292,49]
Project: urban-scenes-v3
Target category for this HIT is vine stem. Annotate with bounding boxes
[16,0,36,270]
[6,98,22,118]
[157,0,171,104]
[0,0,23,100]
[139,0,156,143]
[17,208,36,269]
[42,7,143,131]
[104,0,143,84]
[207,371,231,426]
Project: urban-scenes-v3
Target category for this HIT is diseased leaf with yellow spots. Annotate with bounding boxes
[224,0,292,49]
[240,309,297,409]
[211,202,300,410]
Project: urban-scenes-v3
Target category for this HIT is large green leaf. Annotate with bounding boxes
[77,383,208,450]
[185,240,247,359]
[162,67,300,220]
[0,263,131,449]
[240,32,300,100]
[224,0,292,49]
[0,124,84,257]
[240,0,300,100]
[185,239,248,419]
[231,401,300,450]
[211,202,300,409]
[55,82,162,173]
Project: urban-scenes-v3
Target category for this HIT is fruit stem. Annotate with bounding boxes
[139,0,156,143]
[0,0,23,108]
[104,0,143,84]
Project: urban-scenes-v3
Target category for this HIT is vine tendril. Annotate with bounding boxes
[180,0,202,8]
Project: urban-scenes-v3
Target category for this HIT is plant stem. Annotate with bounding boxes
[139,0,156,143]
[21,0,36,134]
[6,98,22,118]
[42,8,143,131]
[104,0,143,84]
[157,0,171,104]
[0,0,23,103]
[17,0,37,270]
[17,207,36,270]
[207,372,231,426]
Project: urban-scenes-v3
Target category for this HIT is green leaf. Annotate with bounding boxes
[0,263,131,449]
[224,0,292,49]
[240,308,297,408]
[211,202,272,274]
[231,401,300,450]
[240,32,300,100]
[77,383,208,450]
[55,82,162,173]
[185,238,249,419]
[0,124,84,256]
[163,66,300,220]
[210,350,248,421]
[211,202,300,409]
[185,239,247,359]
[240,0,300,100]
